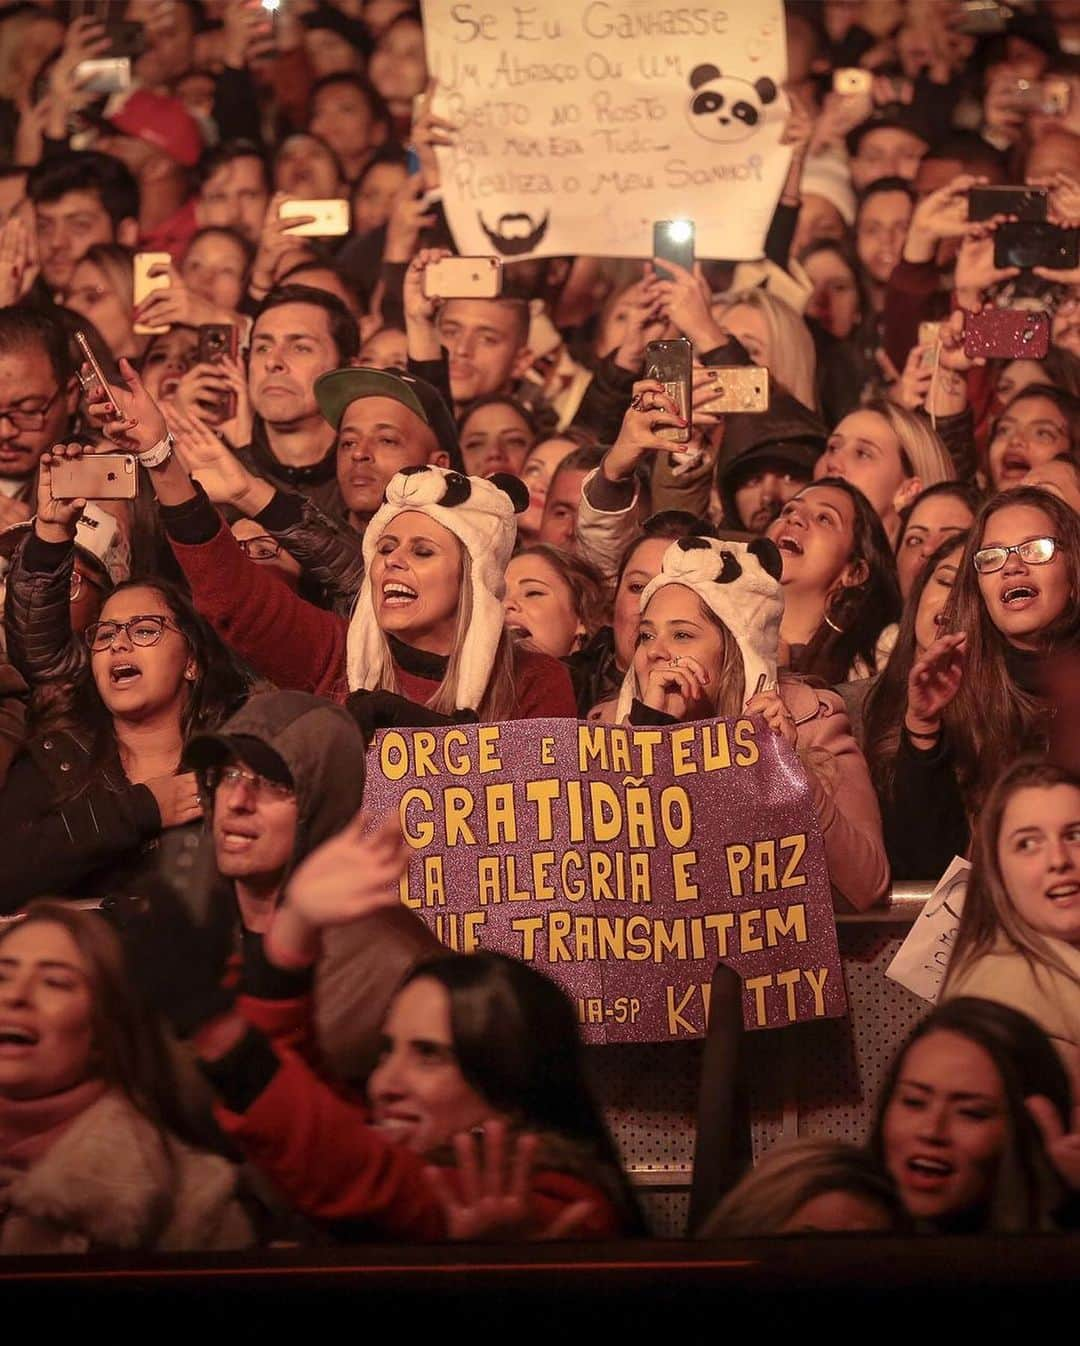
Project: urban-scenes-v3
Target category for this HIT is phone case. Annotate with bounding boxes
[279,199,350,237]
[51,455,138,501]
[73,57,131,95]
[993,222,1080,271]
[644,338,692,443]
[968,186,1047,223]
[698,366,770,415]
[422,256,503,299]
[133,252,171,335]
[963,309,1050,360]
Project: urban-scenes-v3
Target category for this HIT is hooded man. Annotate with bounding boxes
[716,392,827,534]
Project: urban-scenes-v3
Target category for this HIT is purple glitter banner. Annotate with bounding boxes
[362,716,846,1044]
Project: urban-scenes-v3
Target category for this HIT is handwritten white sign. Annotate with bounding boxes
[421,0,791,261]
[886,857,971,1005]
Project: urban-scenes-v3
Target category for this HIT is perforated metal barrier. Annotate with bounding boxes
[585,886,931,1236]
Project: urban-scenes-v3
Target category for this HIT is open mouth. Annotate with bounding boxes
[372,1114,420,1140]
[159,375,182,399]
[905,1155,954,1187]
[0,1025,39,1047]
[775,535,803,556]
[1001,584,1038,608]
[1001,450,1031,477]
[507,623,532,638]
[219,828,259,852]
[382,582,418,608]
[1046,882,1080,901]
[109,663,142,687]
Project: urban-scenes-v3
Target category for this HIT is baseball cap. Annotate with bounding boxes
[315,367,464,472]
[106,89,204,168]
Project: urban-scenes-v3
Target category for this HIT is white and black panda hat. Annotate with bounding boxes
[349,465,528,709]
[614,535,784,721]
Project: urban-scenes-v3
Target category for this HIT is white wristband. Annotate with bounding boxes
[137,432,174,470]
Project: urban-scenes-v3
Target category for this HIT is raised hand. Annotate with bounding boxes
[1026,1095,1080,1192]
[604,378,688,481]
[171,411,268,511]
[904,174,985,263]
[87,356,169,455]
[35,442,90,541]
[906,631,967,734]
[250,193,316,297]
[651,258,723,351]
[611,272,667,372]
[744,689,797,750]
[0,215,37,307]
[410,78,456,193]
[424,1120,595,1242]
[954,224,1020,305]
[134,264,238,331]
[641,653,712,721]
[385,175,439,265]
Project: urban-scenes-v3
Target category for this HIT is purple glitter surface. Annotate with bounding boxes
[362,717,847,1044]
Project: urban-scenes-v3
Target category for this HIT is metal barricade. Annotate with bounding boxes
[586,885,933,1236]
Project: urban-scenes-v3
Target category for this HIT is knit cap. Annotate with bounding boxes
[614,535,784,721]
[349,465,527,709]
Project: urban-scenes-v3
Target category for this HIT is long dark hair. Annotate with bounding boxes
[894,481,982,558]
[0,903,210,1148]
[399,953,646,1231]
[869,997,1070,1232]
[47,576,249,795]
[941,486,1080,806]
[945,757,1080,993]
[788,477,901,684]
[864,530,971,801]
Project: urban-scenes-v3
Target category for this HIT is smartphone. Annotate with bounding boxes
[197,323,239,422]
[74,330,119,408]
[133,251,171,335]
[833,68,872,96]
[279,198,349,237]
[104,19,146,60]
[1041,77,1071,117]
[956,0,1010,35]
[73,56,131,95]
[653,219,695,282]
[644,338,692,443]
[963,309,1050,360]
[698,365,770,415]
[993,222,1080,271]
[51,454,138,501]
[423,255,503,299]
[969,185,1047,223]
[918,321,943,370]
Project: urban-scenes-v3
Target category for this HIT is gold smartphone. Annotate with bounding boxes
[698,366,769,415]
[834,68,872,95]
[423,256,503,299]
[74,330,118,406]
[51,454,138,500]
[133,251,171,335]
[279,198,350,236]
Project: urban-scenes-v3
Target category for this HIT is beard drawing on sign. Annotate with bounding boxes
[685,64,779,144]
[479,209,551,256]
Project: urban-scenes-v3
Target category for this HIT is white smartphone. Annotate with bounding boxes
[74,57,132,95]
[133,251,171,335]
[279,198,350,237]
[423,256,503,300]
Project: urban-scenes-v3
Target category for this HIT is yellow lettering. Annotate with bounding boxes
[574,916,597,960]
[505,854,530,900]
[753,839,778,893]
[477,725,502,773]
[704,912,735,957]
[746,973,772,1026]
[739,908,763,952]
[654,919,687,962]
[672,850,699,901]
[531,850,555,901]
[780,833,808,888]
[734,718,759,766]
[463,910,485,953]
[444,787,476,845]
[525,778,559,840]
[578,724,608,771]
[380,731,408,781]
[805,966,829,1016]
[513,916,543,960]
[443,728,470,775]
[765,903,807,946]
[624,786,657,848]
[477,855,500,905]
[412,730,437,777]
[423,855,446,907]
[548,910,572,962]
[561,850,585,900]
[632,729,662,775]
[666,983,698,1035]
[590,780,622,843]
[776,967,800,1020]
[625,915,653,961]
[630,851,652,903]
[702,722,732,770]
[726,843,751,896]
[589,850,615,901]
[659,785,692,847]
[485,782,517,844]
[400,787,434,847]
[671,725,696,776]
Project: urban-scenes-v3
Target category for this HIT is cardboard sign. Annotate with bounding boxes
[886,856,970,1004]
[363,717,846,1043]
[420,0,791,261]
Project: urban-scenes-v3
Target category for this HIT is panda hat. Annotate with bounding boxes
[614,535,784,721]
[349,465,527,709]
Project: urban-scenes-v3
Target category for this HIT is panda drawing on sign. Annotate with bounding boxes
[685,64,778,144]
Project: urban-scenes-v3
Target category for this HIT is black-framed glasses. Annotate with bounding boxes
[84,615,182,651]
[206,764,295,803]
[236,535,282,561]
[0,386,62,431]
[973,536,1058,574]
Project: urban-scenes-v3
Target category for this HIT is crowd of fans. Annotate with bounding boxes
[0,0,1079,1255]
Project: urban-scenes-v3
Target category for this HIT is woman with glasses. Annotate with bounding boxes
[0,443,249,909]
[883,486,1080,881]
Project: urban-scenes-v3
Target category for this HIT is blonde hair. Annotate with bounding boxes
[79,243,135,311]
[375,554,519,722]
[860,398,956,489]
[633,588,746,715]
[700,1138,900,1237]
[714,288,818,412]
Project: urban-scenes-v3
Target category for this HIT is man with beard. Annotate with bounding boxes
[715,392,826,533]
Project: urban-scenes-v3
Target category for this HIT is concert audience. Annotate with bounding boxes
[0,0,1078,1262]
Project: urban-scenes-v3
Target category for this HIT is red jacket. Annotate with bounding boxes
[213,995,625,1241]
[168,514,577,717]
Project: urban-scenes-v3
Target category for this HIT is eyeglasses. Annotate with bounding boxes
[236,535,282,561]
[70,569,107,602]
[0,386,62,431]
[973,536,1058,574]
[206,764,295,803]
[84,615,182,651]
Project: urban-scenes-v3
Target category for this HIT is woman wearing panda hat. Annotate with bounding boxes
[90,361,578,724]
[614,534,889,911]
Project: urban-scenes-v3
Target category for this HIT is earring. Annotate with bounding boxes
[184,667,197,681]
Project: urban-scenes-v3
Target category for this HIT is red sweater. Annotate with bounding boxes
[168,513,577,718]
[212,995,623,1241]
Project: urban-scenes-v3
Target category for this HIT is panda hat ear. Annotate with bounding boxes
[487,472,530,514]
[690,63,721,90]
[748,536,783,582]
[754,77,778,105]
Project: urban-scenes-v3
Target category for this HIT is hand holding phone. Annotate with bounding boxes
[963,308,1051,359]
[422,255,502,299]
[653,220,695,282]
[644,338,693,444]
[278,199,349,237]
[134,252,172,335]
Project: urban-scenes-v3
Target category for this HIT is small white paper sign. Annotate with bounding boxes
[421,0,792,261]
[886,856,971,1004]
